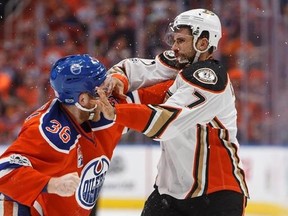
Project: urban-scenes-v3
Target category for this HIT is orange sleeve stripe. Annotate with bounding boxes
[3,200,14,215]
[115,104,153,132]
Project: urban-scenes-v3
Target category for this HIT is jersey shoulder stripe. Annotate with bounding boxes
[180,60,228,92]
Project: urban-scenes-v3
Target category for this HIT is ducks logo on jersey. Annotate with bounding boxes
[193,68,217,85]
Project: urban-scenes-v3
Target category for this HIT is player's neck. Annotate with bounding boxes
[199,52,213,61]
[62,104,89,124]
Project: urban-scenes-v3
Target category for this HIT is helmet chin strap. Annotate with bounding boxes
[192,51,201,63]
[192,41,210,63]
[75,102,97,120]
[75,102,97,112]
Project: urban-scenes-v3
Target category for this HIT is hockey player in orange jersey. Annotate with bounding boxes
[0,54,173,216]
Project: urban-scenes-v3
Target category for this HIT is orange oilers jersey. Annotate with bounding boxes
[0,80,172,216]
[114,59,249,199]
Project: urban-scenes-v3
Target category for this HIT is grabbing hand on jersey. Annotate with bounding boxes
[47,172,80,197]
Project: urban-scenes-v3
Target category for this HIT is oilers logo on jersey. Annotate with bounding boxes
[75,156,110,209]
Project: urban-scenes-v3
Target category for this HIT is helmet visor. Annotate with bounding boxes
[164,22,194,47]
[164,22,177,46]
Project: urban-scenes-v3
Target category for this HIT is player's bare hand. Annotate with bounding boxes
[111,76,127,99]
[95,89,116,121]
[47,172,80,197]
[108,66,129,99]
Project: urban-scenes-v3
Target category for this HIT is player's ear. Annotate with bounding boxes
[197,38,209,51]
[78,93,90,107]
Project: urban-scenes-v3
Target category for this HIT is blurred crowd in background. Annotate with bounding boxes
[0,0,288,145]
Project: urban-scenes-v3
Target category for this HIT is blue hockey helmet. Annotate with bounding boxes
[50,54,107,104]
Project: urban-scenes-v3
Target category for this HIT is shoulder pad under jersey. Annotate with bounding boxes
[180,60,227,92]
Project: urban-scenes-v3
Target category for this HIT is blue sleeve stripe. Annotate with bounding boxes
[0,161,23,170]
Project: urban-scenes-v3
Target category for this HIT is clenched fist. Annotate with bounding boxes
[47,172,80,197]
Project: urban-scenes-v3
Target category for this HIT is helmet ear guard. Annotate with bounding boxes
[50,54,107,105]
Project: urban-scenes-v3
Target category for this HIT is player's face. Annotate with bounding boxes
[169,28,195,64]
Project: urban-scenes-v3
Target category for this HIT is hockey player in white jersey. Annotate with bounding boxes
[99,8,249,216]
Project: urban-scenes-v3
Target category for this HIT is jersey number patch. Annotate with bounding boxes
[187,91,206,109]
[45,119,71,143]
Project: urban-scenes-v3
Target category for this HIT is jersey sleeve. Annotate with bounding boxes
[114,97,224,141]
[108,51,178,91]
[0,124,52,207]
[114,103,189,141]
[126,80,173,105]
[113,61,234,141]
